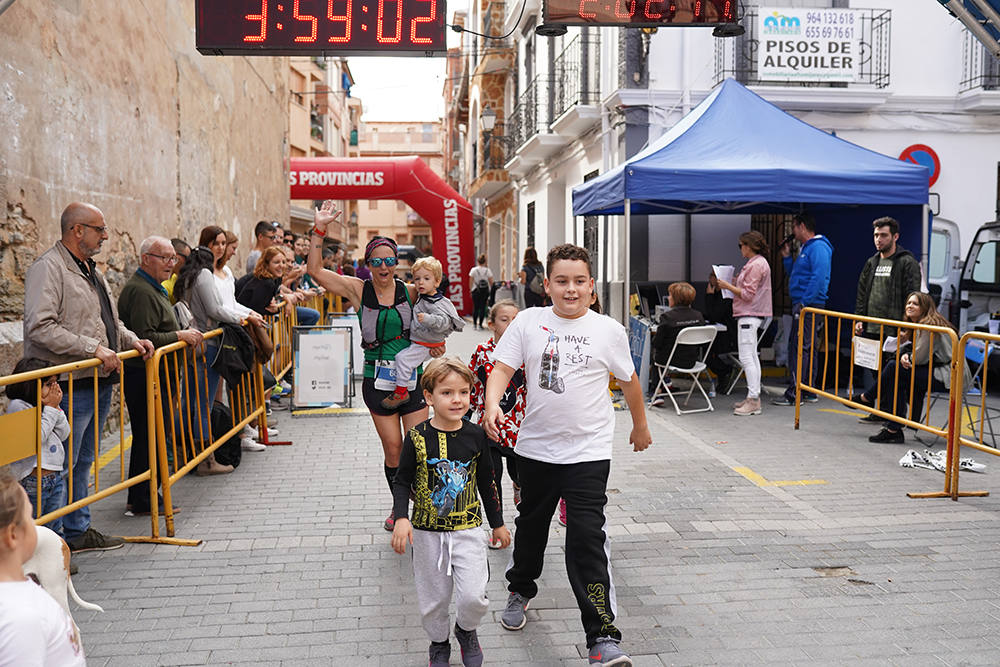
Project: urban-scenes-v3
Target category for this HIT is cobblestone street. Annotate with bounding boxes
[68,327,1000,666]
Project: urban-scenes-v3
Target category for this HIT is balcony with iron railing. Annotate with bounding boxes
[959,32,1000,110]
[474,1,514,76]
[502,76,570,177]
[714,7,891,111]
[469,120,511,200]
[551,32,602,137]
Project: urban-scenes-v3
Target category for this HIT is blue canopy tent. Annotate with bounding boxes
[571,78,931,318]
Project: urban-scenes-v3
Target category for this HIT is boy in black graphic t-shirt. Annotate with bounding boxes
[485,244,652,667]
[392,358,510,667]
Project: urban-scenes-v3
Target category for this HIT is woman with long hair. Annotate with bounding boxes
[716,230,773,416]
[519,247,545,308]
[176,232,265,474]
[236,246,287,315]
[307,201,444,531]
[857,292,963,444]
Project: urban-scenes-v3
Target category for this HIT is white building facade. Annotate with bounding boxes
[482,0,1000,319]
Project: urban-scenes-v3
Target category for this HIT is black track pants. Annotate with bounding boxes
[505,456,620,647]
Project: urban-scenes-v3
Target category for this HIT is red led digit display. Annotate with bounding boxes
[196,0,446,56]
[544,0,735,26]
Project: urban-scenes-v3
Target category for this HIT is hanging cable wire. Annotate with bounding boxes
[446,0,527,40]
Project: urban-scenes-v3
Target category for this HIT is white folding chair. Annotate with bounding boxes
[648,325,718,415]
[725,316,773,395]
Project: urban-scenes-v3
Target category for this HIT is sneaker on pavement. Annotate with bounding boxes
[649,397,665,407]
[67,527,125,553]
[243,425,278,439]
[428,640,451,667]
[588,637,632,666]
[733,397,761,416]
[771,395,794,406]
[241,437,267,452]
[558,498,567,527]
[869,427,904,444]
[733,398,747,411]
[454,624,484,667]
[500,592,530,630]
[802,393,819,403]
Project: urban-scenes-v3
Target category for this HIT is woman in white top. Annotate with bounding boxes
[0,472,86,666]
[174,227,265,475]
[468,253,494,330]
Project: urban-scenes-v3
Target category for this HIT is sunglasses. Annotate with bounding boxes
[368,257,398,267]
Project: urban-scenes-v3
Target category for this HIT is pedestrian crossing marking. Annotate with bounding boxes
[732,466,827,487]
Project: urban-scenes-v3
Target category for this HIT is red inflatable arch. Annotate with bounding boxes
[289,156,474,315]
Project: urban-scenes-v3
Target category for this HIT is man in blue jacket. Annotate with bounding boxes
[774,213,834,406]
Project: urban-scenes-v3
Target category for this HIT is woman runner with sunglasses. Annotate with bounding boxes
[307,200,445,531]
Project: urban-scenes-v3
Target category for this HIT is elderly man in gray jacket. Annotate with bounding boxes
[23,202,154,554]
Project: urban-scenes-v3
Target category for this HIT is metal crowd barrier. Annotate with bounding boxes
[909,331,999,501]
[0,349,163,542]
[793,307,960,445]
[791,307,1000,502]
[0,328,276,546]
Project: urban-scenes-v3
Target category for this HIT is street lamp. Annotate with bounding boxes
[480,106,496,133]
[349,211,358,226]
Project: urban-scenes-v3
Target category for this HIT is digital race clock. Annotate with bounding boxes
[542,0,736,27]
[196,0,447,56]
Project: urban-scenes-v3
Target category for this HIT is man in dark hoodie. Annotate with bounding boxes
[853,217,922,405]
[774,212,834,406]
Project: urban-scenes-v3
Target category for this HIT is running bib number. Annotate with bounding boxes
[373,359,419,391]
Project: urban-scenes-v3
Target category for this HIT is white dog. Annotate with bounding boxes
[22,526,104,627]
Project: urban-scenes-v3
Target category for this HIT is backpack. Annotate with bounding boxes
[211,323,256,387]
[527,266,545,295]
[477,278,489,291]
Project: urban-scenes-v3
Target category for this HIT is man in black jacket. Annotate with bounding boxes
[854,217,922,400]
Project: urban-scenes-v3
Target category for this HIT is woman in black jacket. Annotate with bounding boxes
[236,246,287,315]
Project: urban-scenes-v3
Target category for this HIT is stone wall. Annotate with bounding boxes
[0,0,290,373]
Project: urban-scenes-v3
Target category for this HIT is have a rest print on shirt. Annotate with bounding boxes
[494,307,635,464]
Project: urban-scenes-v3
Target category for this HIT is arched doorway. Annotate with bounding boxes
[289,156,474,314]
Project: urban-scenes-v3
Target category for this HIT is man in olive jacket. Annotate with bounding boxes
[23,202,154,553]
[118,236,204,515]
[854,216,923,398]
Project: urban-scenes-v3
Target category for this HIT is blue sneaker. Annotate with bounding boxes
[588,637,632,666]
[500,592,530,630]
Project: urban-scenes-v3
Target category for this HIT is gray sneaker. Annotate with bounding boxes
[500,592,530,630]
[588,637,632,666]
[67,527,125,553]
[428,640,450,667]
[454,623,483,666]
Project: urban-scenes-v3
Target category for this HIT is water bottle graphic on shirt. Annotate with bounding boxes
[538,327,565,394]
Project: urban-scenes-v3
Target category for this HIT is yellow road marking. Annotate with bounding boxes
[732,466,827,487]
[292,407,369,415]
[90,436,132,477]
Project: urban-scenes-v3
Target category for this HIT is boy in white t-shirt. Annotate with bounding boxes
[0,472,86,666]
[484,244,652,667]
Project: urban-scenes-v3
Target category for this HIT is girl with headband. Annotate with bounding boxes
[306,201,445,532]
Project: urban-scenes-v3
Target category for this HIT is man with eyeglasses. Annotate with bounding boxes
[23,202,155,555]
[118,236,205,516]
[246,220,279,276]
